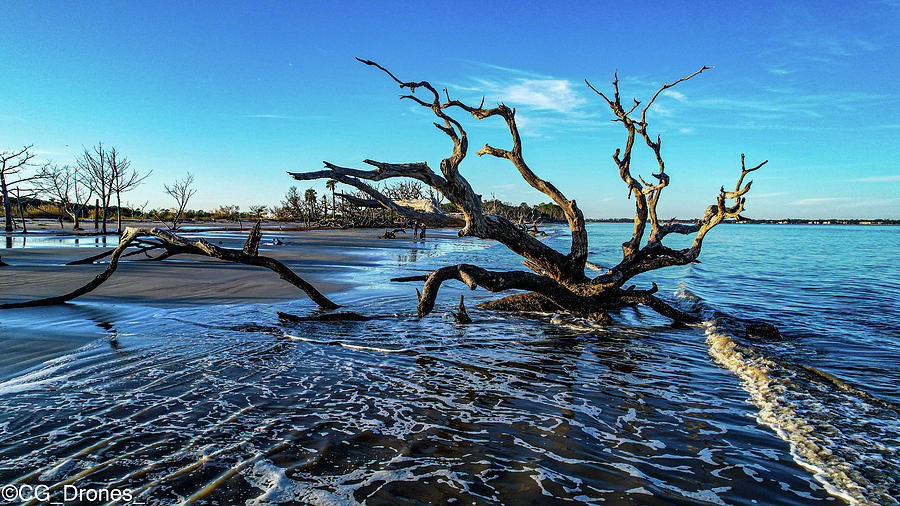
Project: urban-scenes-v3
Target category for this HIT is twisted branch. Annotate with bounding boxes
[0,227,339,310]
[407,264,595,317]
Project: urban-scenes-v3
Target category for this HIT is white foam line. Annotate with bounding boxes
[703,320,871,505]
[282,333,326,344]
[339,343,409,353]
[285,333,408,353]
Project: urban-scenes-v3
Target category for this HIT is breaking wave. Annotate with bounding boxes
[676,285,900,504]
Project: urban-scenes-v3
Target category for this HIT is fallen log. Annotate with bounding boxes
[277,311,373,322]
[0,227,339,310]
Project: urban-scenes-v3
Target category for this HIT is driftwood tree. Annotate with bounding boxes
[0,224,338,310]
[290,59,766,323]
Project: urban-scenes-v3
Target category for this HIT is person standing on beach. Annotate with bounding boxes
[413,222,419,239]
[420,223,426,240]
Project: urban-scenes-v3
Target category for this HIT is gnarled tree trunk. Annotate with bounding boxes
[289,59,766,323]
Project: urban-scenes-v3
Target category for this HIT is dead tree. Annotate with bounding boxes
[290,59,766,323]
[108,148,151,233]
[12,186,39,233]
[79,143,115,233]
[0,145,39,232]
[36,163,94,230]
[164,172,197,229]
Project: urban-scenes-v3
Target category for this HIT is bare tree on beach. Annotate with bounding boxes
[107,147,151,233]
[164,172,197,229]
[78,143,114,233]
[12,186,41,233]
[1,60,769,333]
[289,59,767,323]
[36,163,94,230]
[0,145,41,232]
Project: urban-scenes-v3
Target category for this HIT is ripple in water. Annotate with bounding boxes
[0,295,839,504]
[1,224,898,504]
[677,285,900,505]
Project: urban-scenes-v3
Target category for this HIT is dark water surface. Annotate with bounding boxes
[0,224,897,504]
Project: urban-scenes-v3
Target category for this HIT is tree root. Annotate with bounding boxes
[477,292,561,312]
[0,227,339,310]
[395,263,698,324]
[278,311,372,322]
[409,264,593,318]
[619,293,700,323]
[449,295,471,324]
[480,292,612,324]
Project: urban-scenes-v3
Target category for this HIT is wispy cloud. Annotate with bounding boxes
[791,197,851,205]
[853,174,900,182]
[618,74,661,89]
[757,7,882,68]
[505,79,586,113]
[752,192,785,199]
[687,91,888,121]
[465,76,587,115]
[662,90,686,102]
[767,68,795,75]
[652,104,673,117]
[450,62,605,136]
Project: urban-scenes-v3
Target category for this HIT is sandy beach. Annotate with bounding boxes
[1,218,460,303]
[0,220,461,378]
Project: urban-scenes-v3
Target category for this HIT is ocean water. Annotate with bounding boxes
[0,224,897,504]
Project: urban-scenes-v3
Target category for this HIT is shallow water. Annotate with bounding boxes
[0,224,897,504]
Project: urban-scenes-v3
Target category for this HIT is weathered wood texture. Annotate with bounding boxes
[286,59,766,322]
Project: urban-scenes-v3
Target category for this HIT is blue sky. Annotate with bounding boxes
[1,0,898,219]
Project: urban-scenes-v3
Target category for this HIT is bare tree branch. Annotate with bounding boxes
[289,59,764,323]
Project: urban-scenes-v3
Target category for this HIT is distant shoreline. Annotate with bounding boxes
[1,217,897,237]
[0,218,352,236]
[585,218,899,225]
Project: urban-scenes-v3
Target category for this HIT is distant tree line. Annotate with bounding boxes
[1,143,151,233]
[3,144,575,233]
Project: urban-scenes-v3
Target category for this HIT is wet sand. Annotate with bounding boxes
[0,225,460,379]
